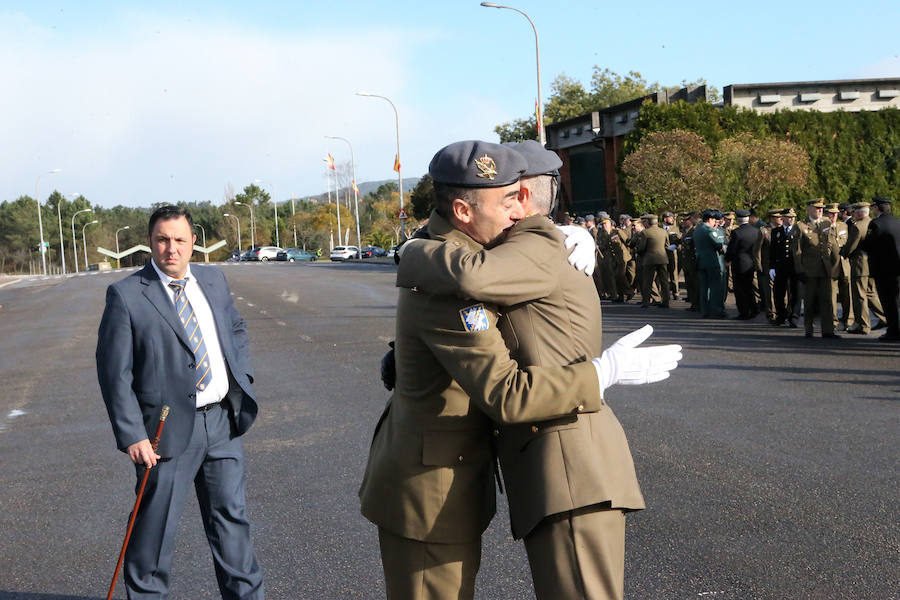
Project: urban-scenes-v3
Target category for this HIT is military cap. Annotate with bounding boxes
[781,207,797,217]
[583,214,595,222]
[766,208,782,217]
[735,209,750,218]
[838,203,850,211]
[723,211,736,218]
[662,211,674,218]
[851,201,871,209]
[806,198,825,208]
[504,139,562,177]
[824,203,840,213]
[640,213,658,221]
[574,216,585,225]
[597,211,610,219]
[599,216,612,224]
[429,140,527,188]
[872,196,892,207]
[619,214,632,221]
[701,209,717,220]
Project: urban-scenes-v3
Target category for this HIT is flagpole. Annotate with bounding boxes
[326,157,341,247]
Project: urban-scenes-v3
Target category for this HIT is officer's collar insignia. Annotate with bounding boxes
[474,155,498,181]
[459,304,489,332]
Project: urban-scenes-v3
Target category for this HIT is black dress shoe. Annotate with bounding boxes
[788,320,799,328]
[877,333,900,342]
[845,327,867,334]
[772,318,785,326]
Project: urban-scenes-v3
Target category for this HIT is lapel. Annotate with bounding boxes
[139,263,192,351]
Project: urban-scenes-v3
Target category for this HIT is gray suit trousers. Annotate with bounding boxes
[124,403,263,600]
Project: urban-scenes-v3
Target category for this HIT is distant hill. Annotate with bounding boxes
[299,177,420,203]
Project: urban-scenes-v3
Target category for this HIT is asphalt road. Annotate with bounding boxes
[0,261,897,600]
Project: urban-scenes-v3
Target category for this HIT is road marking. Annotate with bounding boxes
[236,296,243,300]
[280,290,299,303]
[277,321,286,327]
[377,335,392,342]
[260,310,267,315]
[247,302,255,307]
[300,334,312,342]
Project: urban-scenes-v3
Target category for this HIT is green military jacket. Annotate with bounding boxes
[396,214,644,539]
[794,218,839,278]
[636,225,669,266]
[359,212,604,544]
[840,216,872,277]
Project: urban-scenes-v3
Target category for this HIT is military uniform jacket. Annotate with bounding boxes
[770,225,797,271]
[861,213,900,278]
[359,212,605,545]
[679,225,696,270]
[840,216,872,277]
[636,225,669,266]
[609,228,629,265]
[725,223,760,275]
[754,226,771,272]
[396,214,644,539]
[794,218,839,278]
[693,223,726,272]
[831,220,850,278]
[596,228,612,260]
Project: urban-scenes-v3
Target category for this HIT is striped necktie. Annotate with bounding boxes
[168,279,213,392]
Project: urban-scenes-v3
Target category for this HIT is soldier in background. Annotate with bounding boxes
[725,209,761,319]
[694,209,728,318]
[609,217,629,303]
[758,209,781,323]
[771,207,800,327]
[794,198,840,338]
[825,203,853,330]
[662,212,681,301]
[630,217,646,303]
[618,215,636,301]
[596,216,618,302]
[679,212,699,311]
[841,201,887,334]
[636,214,670,308]
[861,197,900,342]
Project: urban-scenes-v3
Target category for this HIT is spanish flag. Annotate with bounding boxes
[535,99,541,135]
[352,180,359,194]
[393,154,401,173]
[325,153,336,170]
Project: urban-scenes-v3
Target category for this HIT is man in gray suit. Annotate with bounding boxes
[96,205,263,599]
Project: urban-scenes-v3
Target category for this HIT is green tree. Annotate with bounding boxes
[409,174,435,219]
[367,231,393,249]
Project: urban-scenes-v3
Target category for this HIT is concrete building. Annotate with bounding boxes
[545,77,900,218]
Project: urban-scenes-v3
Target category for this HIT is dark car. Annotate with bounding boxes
[361,246,387,258]
[276,248,317,262]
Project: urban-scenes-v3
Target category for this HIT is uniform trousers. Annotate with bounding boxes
[523,505,626,600]
[773,269,799,323]
[833,276,854,327]
[699,268,725,317]
[377,528,481,600]
[612,260,628,301]
[873,275,900,337]
[758,271,775,320]
[642,264,669,307]
[803,276,835,335]
[666,255,679,298]
[732,269,756,318]
[124,403,263,600]
[850,274,885,332]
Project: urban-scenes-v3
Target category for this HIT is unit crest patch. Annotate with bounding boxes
[459,304,489,332]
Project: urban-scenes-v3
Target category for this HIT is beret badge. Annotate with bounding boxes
[474,155,498,181]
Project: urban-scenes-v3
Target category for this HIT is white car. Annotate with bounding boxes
[330,246,359,261]
[246,246,282,261]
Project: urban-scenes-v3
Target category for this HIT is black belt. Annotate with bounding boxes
[196,401,221,412]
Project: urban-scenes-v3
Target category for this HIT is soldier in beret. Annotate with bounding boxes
[861,197,900,341]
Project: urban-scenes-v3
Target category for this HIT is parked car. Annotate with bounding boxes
[226,250,242,262]
[277,248,317,262]
[361,246,387,258]
[330,245,360,261]
[245,246,282,261]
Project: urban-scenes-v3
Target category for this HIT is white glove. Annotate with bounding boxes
[768,268,776,281]
[591,325,682,398]
[557,225,595,276]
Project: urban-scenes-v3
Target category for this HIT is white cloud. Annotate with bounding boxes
[853,55,900,79]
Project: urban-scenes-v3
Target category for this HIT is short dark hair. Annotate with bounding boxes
[148,205,194,236]
[433,183,476,218]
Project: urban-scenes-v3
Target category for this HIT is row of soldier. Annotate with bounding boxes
[576,196,900,341]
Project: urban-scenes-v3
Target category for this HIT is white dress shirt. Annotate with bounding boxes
[151,259,229,408]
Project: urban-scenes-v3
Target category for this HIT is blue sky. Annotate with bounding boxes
[2,0,898,208]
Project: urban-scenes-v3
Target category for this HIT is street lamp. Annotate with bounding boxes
[35,168,62,275]
[223,212,242,252]
[71,206,93,274]
[235,201,255,249]
[480,2,545,146]
[194,223,207,263]
[355,92,406,239]
[325,136,363,256]
[254,179,279,248]
[82,220,99,270]
[115,225,130,268]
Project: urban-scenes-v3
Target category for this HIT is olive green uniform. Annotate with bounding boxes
[398,214,644,600]
[636,225,670,307]
[359,212,604,600]
[794,218,840,336]
[840,215,887,332]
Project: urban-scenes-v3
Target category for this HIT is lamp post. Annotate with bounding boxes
[82,220,98,270]
[223,213,242,252]
[115,225,130,268]
[325,136,363,256]
[254,179,279,248]
[355,92,406,239]
[56,193,77,275]
[35,168,62,275]
[480,2,545,146]
[235,201,255,249]
[71,206,93,274]
[194,223,208,263]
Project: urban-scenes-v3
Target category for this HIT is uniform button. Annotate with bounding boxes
[531,425,539,433]
[492,429,500,437]
[188,363,195,369]
[576,404,585,412]
[458,455,464,462]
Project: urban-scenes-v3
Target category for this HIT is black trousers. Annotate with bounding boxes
[733,269,756,317]
[874,275,900,336]
[773,268,799,322]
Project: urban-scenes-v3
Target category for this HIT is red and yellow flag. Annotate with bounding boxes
[325,153,336,170]
[352,180,359,194]
[535,99,541,135]
[393,154,401,173]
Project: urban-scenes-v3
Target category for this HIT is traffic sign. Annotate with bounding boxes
[398,209,408,220]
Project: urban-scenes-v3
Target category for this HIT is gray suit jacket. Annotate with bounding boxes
[96,262,257,458]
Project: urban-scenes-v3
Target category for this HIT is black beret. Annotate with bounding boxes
[872,196,892,207]
[429,140,527,188]
[505,139,563,176]
[735,209,750,218]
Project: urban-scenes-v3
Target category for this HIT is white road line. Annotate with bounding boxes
[246,303,255,307]
[277,321,286,327]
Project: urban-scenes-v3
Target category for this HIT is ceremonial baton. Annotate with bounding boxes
[106,405,170,600]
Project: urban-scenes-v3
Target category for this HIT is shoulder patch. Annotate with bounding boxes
[459,304,490,332]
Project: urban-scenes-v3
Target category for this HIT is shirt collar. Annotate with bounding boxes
[150,258,193,286]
